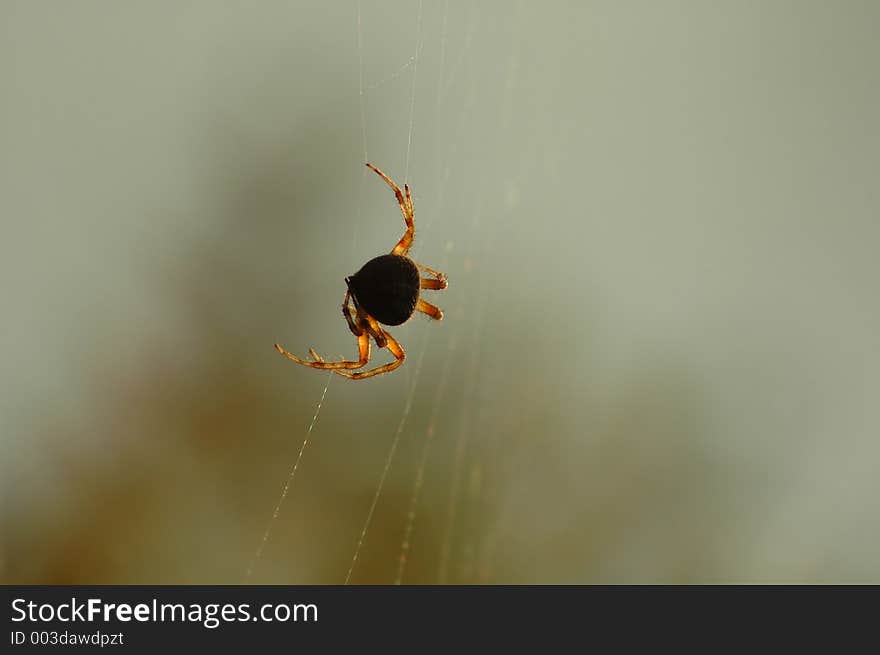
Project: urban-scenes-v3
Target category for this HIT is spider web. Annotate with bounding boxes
[8,1,880,587]
[246,0,518,585]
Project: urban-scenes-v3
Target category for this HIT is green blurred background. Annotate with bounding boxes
[3,1,879,583]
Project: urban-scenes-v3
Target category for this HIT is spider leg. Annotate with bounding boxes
[420,277,446,290]
[365,163,415,256]
[363,314,388,348]
[342,291,362,337]
[391,185,415,256]
[414,261,447,288]
[274,331,370,370]
[416,298,444,321]
[333,329,406,380]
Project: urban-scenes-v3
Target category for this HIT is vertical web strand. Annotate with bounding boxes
[395,328,456,584]
[394,5,453,580]
[345,1,425,583]
[344,339,428,584]
[245,374,331,581]
[357,0,368,164]
[403,0,423,186]
[352,0,368,258]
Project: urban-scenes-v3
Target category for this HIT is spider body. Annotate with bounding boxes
[275,163,447,380]
[346,254,420,326]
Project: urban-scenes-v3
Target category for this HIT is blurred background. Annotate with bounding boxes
[3,1,879,584]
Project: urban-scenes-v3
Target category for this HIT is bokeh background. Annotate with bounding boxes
[3,1,879,584]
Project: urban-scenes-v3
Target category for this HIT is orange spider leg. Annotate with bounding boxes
[416,298,444,321]
[420,277,446,290]
[333,329,406,380]
[341,291,362,336]
[415,261,447,288]
[366,163,414,256]
[363,313,388,348]
[274,331,370,370]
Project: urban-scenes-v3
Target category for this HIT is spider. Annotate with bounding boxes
[274,163,448,380]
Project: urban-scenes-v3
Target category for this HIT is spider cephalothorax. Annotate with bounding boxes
[275,163,447,380]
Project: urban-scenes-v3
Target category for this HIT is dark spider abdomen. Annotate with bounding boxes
[347,253,420,326]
